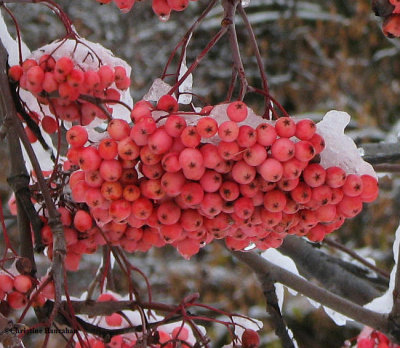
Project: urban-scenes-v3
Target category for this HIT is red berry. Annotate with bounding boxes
[242,329,260,348]
[227,101,248,122]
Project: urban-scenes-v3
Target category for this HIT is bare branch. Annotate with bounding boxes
[230,249,396,340]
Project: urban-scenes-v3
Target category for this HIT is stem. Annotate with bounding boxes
[238,4,272,117]
[161,0,218,79]
[324,237,390,280]
[168,26,228,96]
[222,0,248,100]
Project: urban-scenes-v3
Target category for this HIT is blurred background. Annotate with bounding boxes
[2,0,400,346]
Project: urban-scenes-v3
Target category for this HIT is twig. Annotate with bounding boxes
[238,4,271,117]
[168,27,228,96]
[324,237,390,280]
[222,0,248,100]
[161,0,218,80]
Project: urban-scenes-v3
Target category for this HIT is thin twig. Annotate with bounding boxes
[324,237,390,280]
[222,0,248,100]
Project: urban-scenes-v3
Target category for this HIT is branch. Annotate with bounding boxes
[362,142,400,164]
[390,240,400,326]
[279,236,387,305]
[256,271,295,348]
[0,35,65,324]
[230,249,398,341]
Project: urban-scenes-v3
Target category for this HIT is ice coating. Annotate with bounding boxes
[144,78,173,102]
[177,51,193,105]
[364,219,400,314]
[317,110,377,178]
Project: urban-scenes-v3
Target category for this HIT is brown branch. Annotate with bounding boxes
[279,236,387,304]
[256,271,295,348]
[230,249,400,342]
[0,36,65,326]
[390,244,400,326]
[362,142,400,164]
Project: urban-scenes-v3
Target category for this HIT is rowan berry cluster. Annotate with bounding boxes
[0,270,54,312]
[356,329,400,348]
[378,0,400,37]
[8,55,130,130]
[95,0,196,20]
[74,294,194,348]
[60,97,378,259]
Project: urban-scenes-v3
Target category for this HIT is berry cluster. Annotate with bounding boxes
[0,269,54,312]
[0,273,33,310]
[63,97,378,259]
[73,292,195,347]
[95,0,196,21]
[356,329,400,348]
[9,56,130,129]
[376,0,400,37]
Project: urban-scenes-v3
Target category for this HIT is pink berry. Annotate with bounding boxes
[325,166,346,188]
[148,128,173,154]
[303,164,326,188]
[197,117,218,138]
[180,126,201,148]
[7,291,27,309]
[66,125,88,148]
[165,114,187,137]
[295,119,316,140]
[263,190,287,212]
[243,144,267,167]
[74,210,93,232]
[256,123,277,146]
[342,174,363,197]
[275,117,296,138]
[237,125,257,147]
[157,200,181,225]
[98,138,118,160]
[232,161,256,185]
[337,195,363,217]
[290,182,312,204]
[294,140,316,162]
[156,95,178,113]
[107,119,130,141]
[257,158,283,182]
[78,147,102,171]
[271,138,295,162]
[309,133,326,154]
[226,101,248,122]
[180,182,204,206]
[218,121,239,142]
[359,175,379,202]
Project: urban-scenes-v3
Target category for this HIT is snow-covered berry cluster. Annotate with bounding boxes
[59,97,378,259]
[9,55,130,130]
